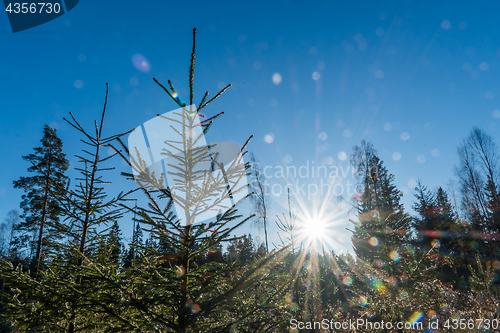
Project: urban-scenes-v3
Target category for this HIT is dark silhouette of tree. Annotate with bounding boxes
[107,221,123,264]
[434,187,460,251]
[350,140,412,270]
[412,180,437,251]
[227,234,255,264]
[12,125,69,274]
[412,181,469,284]
[124,222,143,268]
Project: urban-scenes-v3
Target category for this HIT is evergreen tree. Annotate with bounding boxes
[124,222,143,268]
[485,177,500,258]
[350,142,444,329]
[350,140,412,270]
[12,125,69,273]
[131,222,143,248]
[435,187,459,251]
[412,182,469,284]
[144,233,157,250]
[433,186,474,285]
[412,180,438,251]
[227,234,255,264]
[485,176,500,226]
[104,29,287,331]
[195,242,224,265]
[108,221,123,264]
[0,85,134,331]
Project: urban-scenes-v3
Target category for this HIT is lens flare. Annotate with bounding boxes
[304,218,325,239]
[359,295,368,306]
[369,236,379,247]
[132,54,151,73]
[372,280,387,293]
[185,298,193,308]
[431,239,441,248]
[191,304,200,314]
[390,250,400,262]
[343,276,353,286]
[409,311,424,324]
[388,276,397,286]
[272,73,282,85]
[264,133,274,144]
[400,273,410,283]
[427,310,437,319]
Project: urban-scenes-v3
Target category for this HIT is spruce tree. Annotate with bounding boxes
[105,28,289,331]
[435,187,460,252]
[124,222,143,268]
[0,29,291,332]
[12,124,69,273]
[485,178,500,259]
[108,221,123,264]
[227,234,255,264]
[0,85,134,331]
[412,180,438,251]
[350,140,412,269]
[413,182,467,284]
[53,86,133,332]
[350,141,442,328]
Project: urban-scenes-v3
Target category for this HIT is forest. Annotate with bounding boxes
[1,29,500,332]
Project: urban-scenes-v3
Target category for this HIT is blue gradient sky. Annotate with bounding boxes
[2,1,500,251]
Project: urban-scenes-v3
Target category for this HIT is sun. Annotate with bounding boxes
[289,195,351,252]
[303,218,326,239]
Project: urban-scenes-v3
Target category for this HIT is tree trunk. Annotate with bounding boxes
[33,149,52,277]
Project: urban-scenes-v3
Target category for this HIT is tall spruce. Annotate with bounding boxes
[56,85,132,332]
[107,221,123,264]
[350,140,412,269]
[350,141,444,328]
[124,222,143,268]
[434,187,460,251]
[412,180,438,251]
[0,85,134,331]
[106,28,289,331]
[12,125,69,273]
[412,182,467,283]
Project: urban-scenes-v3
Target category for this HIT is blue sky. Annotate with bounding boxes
[2,1,500,251]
